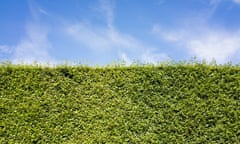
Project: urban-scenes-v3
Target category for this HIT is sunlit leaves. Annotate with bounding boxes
[0,62,240,143]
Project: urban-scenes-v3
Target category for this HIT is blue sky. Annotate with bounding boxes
[1,0,240,65]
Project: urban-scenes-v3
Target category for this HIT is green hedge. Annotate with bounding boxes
[0,63,240,143]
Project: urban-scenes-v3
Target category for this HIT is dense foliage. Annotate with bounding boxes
[0,63,240,143]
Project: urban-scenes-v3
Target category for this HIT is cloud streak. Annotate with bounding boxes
[153,24,240,64]
[0,45,13,60]
[66,23,141,51]
[65,0,169,65]
[0,22,55,65]
[233,0,240,4]
[0,23,54,65]
[151,0,240,64]
[0,45,12,54]
[12,23,54,64]
[0,0,57,65]
[66,22,170,64]
[98,0,114,28]
[210,0,240,5]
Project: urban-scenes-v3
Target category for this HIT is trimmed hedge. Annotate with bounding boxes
[0,63,240,143]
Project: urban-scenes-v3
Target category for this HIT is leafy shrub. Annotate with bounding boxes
[0,63,240,143]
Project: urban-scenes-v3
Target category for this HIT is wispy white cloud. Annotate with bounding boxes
[0,45,12,54]
[0,22,55,64]
[13,23,53,64]
[152,0,240,64]
[0,23,56,64]
[39,8,49,16]
[66,23,141,51]
[233,0,240,4]
[65,0,169,65]
[210,0,240,5]
[210,0,222,5]
[66,22,170,64]
[0,45,13,60]
[152,24,240,63]
[152,25,186,42]
[98,0,114,28]
[1,0,57,65]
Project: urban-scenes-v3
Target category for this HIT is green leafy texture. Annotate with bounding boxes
[0,62,240,143]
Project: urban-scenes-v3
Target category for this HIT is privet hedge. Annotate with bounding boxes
[0,63,240,143]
